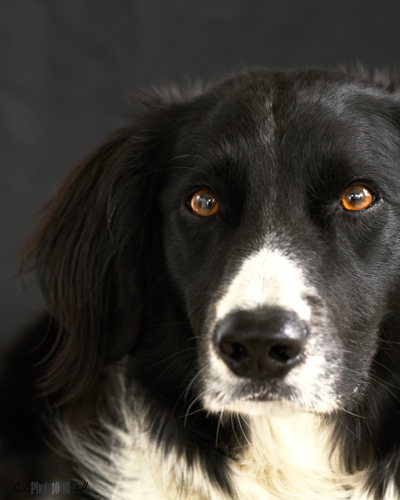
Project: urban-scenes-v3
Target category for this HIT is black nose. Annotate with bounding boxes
[215,309,308,378]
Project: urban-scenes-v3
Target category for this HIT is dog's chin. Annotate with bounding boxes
[220,399,308,416]
[204,394,338,416]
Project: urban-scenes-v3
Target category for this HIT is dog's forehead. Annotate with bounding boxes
[179,71,400,190]
[179,76,338,189]
[206,74,368,145]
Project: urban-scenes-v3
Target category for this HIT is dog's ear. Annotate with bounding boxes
[22,99,183,405]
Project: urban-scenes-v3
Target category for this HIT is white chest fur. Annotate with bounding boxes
[227,412,363,500]
[59,402,395,500]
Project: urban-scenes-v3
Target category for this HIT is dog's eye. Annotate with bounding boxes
[340,185,374,211]
[190,189,219,216]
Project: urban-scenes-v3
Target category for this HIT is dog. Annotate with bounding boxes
[3,65,400,500]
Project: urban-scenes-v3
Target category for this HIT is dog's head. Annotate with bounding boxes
[25,68,400,417]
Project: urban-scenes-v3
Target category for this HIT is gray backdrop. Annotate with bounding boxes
[2,0,400,342]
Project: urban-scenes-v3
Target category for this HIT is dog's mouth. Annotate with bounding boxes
[221,397,312,417]
[202,374,340,415]
[201,364,309,415]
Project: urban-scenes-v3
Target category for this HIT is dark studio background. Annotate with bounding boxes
[1,0,400,344]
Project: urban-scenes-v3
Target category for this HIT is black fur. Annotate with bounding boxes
[4,66,400,499]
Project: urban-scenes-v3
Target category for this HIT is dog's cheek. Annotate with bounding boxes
[318,272,384,399]
[162,214,227,327]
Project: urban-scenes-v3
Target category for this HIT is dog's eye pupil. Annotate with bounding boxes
[190,190,219,216]
[340,185,374,211]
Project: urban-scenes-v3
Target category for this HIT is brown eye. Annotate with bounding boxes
[190,189,219,216]
[340,185,374,211]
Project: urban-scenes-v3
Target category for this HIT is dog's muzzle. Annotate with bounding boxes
[214,308,309,379]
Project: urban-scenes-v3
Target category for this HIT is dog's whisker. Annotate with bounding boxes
[182,391,207,427]
[141,321,191,331]
[181,368,206,403]
[340,407,367,419]
[146,348,197,369]
[168,154,213,168]
[150,354,198,384]
[236,413,260,457]
[215,410,224,449]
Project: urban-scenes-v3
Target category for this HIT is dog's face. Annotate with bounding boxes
[29,68,400,418]
[158,70,400,415]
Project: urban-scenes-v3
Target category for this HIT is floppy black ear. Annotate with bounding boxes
[23,99,181,405]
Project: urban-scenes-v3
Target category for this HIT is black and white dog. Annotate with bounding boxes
[4,66,400,499]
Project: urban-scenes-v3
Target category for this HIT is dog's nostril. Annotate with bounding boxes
[269,343,301,363]
[220,341,247,361]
